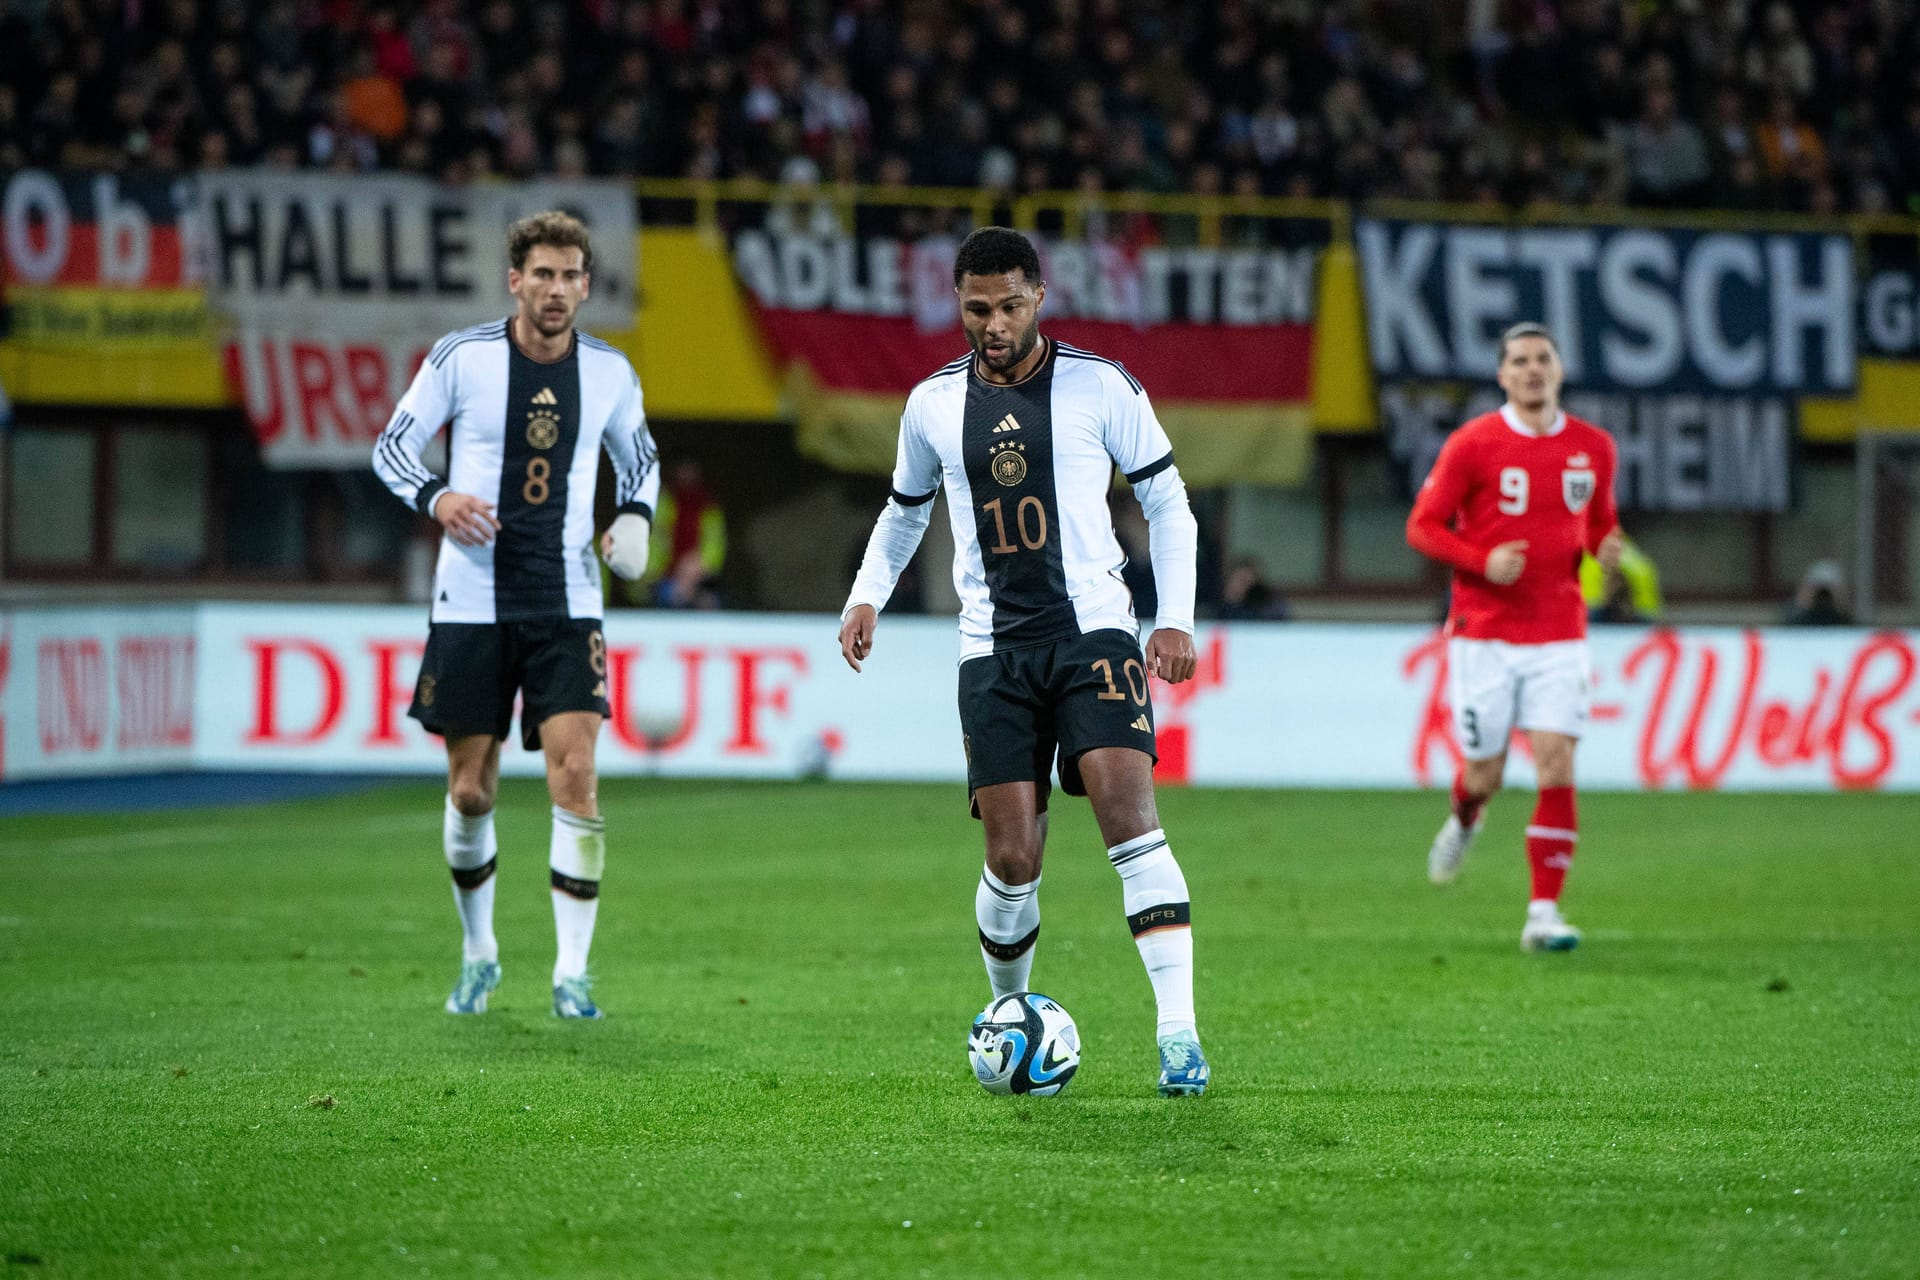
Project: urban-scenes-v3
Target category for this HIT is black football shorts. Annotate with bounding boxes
[956,627,1158,816]
[408,618,610,750]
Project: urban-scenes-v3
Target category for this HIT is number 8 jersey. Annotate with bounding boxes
[853,338,1193,659]
[1408,405,1619,644]
[372,320,661,624]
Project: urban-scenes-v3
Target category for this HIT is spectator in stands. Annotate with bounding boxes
[647,461,727,611]
[1627,84,1712,207]
[1582,536,1662,626]
[1218,557,1290,622]
[1785,560,1853,627]
[2,0,1915,217]
[1756,88,1828,186]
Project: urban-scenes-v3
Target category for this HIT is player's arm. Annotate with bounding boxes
[600,365,661,580]
[1100,369,1197,683]
[371,345,498,547]
[1131,460,1199,684]
[840,403,940,672]
[1405,435,1520,582]
[1587,433,1623,569]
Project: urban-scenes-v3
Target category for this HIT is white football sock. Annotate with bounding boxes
[1109,828,1196,1037]
[975,866,1041,998]
[444,795,498,964]
[549,805,606,985]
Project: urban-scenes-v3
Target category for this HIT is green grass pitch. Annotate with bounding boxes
[2,781,1917,1277]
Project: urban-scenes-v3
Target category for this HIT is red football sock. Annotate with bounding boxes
[1526,786,1577,901]
[1451,772,1488,828]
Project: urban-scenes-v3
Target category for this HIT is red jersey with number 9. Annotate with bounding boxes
[1406,406,1620,644]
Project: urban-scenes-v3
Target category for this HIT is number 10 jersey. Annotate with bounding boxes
[373,319,660,624]
[888,339,1177,659]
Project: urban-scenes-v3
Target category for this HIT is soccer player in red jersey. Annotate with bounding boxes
[1405,322,1624,951]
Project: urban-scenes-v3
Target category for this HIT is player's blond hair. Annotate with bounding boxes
[507,210,593,273]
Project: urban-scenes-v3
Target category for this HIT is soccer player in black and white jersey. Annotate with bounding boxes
[372,211,659,1020]
[839,228,1210,1096]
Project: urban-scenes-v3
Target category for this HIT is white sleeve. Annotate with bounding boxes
[602,363,661,519]
[1102,373,1195,634]
[373,348,456,517]
[1098,362,1175,484]
[843,400,942,616]
[1134,464,1197,635]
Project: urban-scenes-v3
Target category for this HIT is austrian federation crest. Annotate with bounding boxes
[1562,467,1596,513]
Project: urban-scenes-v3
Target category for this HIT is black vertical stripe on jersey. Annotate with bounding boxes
[494,342,580,620]
[963,345,1074,649]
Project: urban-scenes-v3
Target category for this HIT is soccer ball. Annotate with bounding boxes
[967,992,1081,1096]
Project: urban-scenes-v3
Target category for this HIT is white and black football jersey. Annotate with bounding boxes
[856,338,1188,659]
[373,319,660,624]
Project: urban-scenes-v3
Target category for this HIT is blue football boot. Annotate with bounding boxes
[445,959,501,1014]
[1156,1029,1210,1097]
[553,974,605,1019]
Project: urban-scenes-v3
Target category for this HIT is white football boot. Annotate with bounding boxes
[1427,813,1483,885]
[1520,900,1582,952]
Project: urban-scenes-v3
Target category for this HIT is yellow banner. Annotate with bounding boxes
[0,287,227,406]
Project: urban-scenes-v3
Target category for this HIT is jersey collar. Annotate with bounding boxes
[1500,403,1565,438]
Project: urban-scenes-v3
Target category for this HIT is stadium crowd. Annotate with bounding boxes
[2,0,1918,213]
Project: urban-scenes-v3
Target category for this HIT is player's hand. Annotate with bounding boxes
[1146,628,1196,684]
[1596,527,1625,571]
[1485,540,1528,585]
[601,513,651,580]
[839,604,877,673]
[434,491,501,547]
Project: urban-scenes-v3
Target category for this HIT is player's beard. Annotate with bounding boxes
[975,318,1040,373]
[527,300,576,338]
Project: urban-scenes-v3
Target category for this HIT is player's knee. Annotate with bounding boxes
[985,833,1044,885]
[1535,754,1575,788]
[548,753,597,804]
[1464,756,1505,796]
[449,780,495,817]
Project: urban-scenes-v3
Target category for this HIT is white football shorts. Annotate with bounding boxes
[1446,637,1590,760]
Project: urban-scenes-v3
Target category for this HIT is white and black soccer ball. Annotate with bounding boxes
[967,992,1081,1096]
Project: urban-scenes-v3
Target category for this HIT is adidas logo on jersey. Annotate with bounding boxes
[992,414,1021,433]
[1130,714,1151,732]
[532,387,559,406]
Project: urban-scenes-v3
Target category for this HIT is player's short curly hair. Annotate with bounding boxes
[507,210,593,273]
[1497,321,1558,364]
[952,227,1042,288]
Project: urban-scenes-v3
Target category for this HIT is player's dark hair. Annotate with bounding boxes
[508,210,593,273]
[952,227,1043,288]
[1497,321,1558,364]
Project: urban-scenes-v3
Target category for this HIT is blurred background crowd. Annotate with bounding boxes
[5,0,1920,214]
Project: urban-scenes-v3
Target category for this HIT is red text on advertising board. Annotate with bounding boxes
[365,640,428,746]
[1626,629,1916,790]
[116,634,194,750]
[246,638,345,745]
[242,636,810,757]
[38,638,106,755]
[605,646,705,754]
[1148,631,1227,784]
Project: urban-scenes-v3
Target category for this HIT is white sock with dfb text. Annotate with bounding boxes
[975,866,1041,999]
[1109,828,1196,1037]
[444,795,499,964]
[549,805,606,985]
